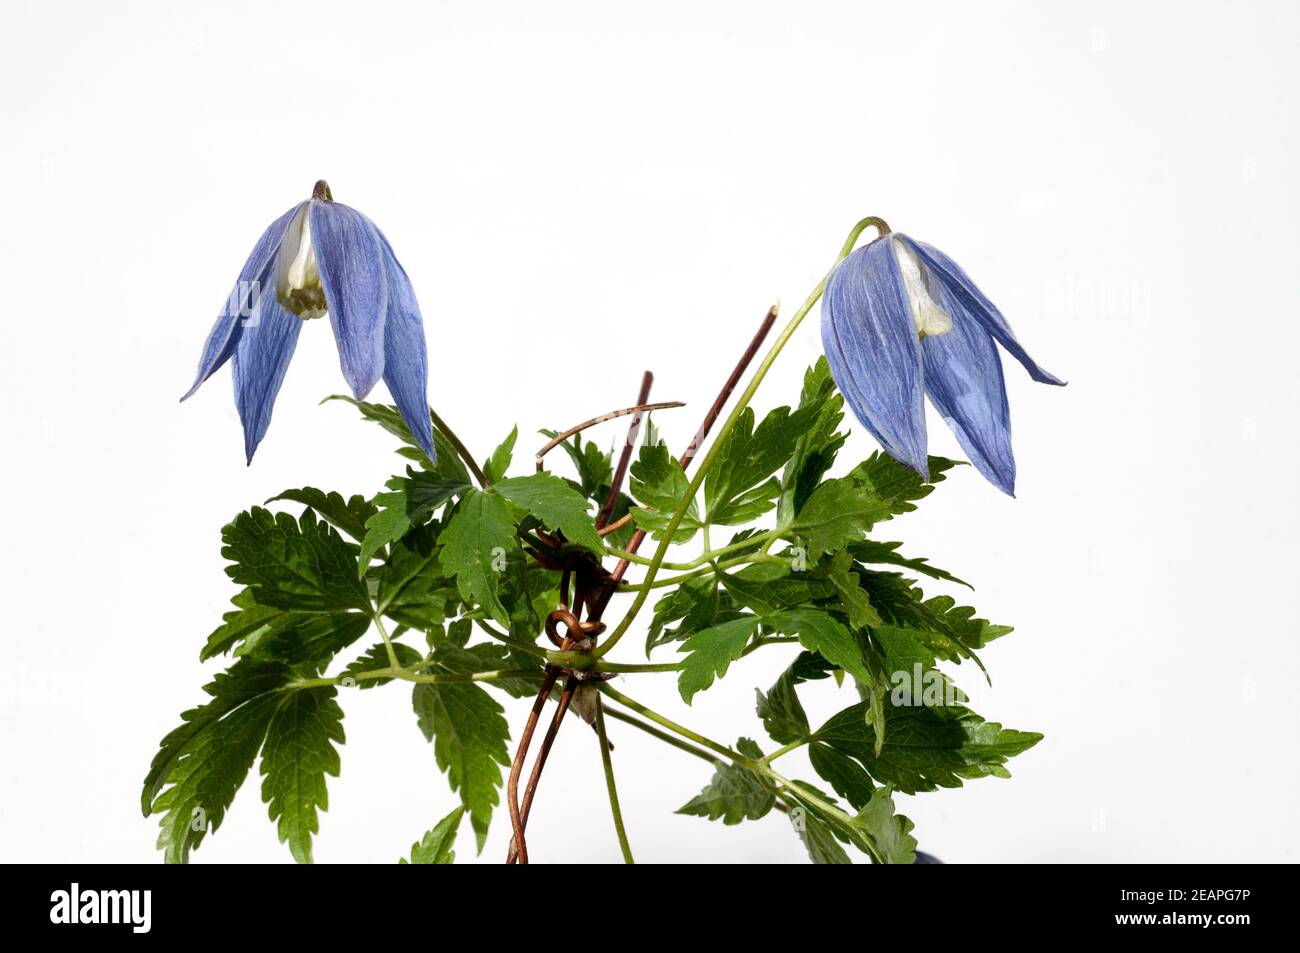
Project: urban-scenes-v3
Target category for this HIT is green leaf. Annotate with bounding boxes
[764,607,871,685]
[411,678,511,851]
[222,508,369,613]
[677,738,775,824]
[200,588,284,661]
[400,806,465,864]
[438,489,518,626]
[677,615,761,703]
[483,426,518,484]
[646,576,724,653]
[850,452,961,517]
[430,638,543,699]
[796,809,852,864]
[360,470,470,569]
[818,552,882,630]
[706,404,821,526]
[260,687,345,863]
[375,522,455,632]
[325,396,472,485]
[777,358,847,524]
[859,571,1011,665]
[494,472,604,554]
[720,562,831,615]
[809,743,875,810]
[755,665,810,746]
[786,781,853,864]
[629,441,702,544]
[202,593,370,668]
[498,547,560,644]
[266,488,376,543]
[853,787,917,864]
[142,660,293,863]
[539,430,615,498]
[789,477,893,557]
[814,701,1042,794]
[849,539,971,588]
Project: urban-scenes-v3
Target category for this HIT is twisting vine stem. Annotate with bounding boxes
[594,217,889,658]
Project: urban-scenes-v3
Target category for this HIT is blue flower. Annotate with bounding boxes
[821,231,1063,496]
[182,181,436,464]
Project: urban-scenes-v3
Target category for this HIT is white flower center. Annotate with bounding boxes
[892,239,952,339]
[276,206,328,320]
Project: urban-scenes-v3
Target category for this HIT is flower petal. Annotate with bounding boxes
[309,201,387,398]
[920,302,1016,495]
[180,204,299,401]
[232,268,303,464]
[821,237,929,476]
[897,234,1065,386]
[377,234,436,463]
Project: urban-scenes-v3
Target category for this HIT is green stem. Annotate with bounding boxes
[290,666,542,690]
[596,660,681,673]
[615,552,780,593]
[605,527,785,571]
[430,406,489,487]
[372,611,401,669]
[600,706,717,764]
[598,685,743,762]
[599,683,875,858]
[762,737,808,763]
[473,619,549,656]
[595,697,635,864]
[740,635,799,657]
[595,216,888,658]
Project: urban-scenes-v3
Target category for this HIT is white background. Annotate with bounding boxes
[1,0,1296,864]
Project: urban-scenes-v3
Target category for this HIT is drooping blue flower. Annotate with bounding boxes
[821,231,1063,496]
[182,180,436,464]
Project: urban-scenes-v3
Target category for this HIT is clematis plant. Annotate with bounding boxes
[148,190,1058,864]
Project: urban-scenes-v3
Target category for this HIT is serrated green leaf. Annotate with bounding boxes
[360,470,470,569]
[438,490,517,626]
[483,426,518,484]
[260,687,345,863]
[854,787,917,864]
[849,539,971,588]
[814,701,1042,794]
[646,576,724,653]
[788,477,893,557]
[200,588,283,661]
[720,562,831,615]
[818,551,882,630]
[786,781,853,864]
[267,488,377,543]
[756,665,810,746]
[809,743,875,810]
[765,607,871,685]
[859,570,1010,668]
[142,660,293,863]
[705,404,820,526]
[677,615,761,703]
[236,612,371,672]
[539,430,614,498]
[777,358,847,525]
[222,508,368,613]
[494,472,603,554]
[850,452,961,517]
[628,441,702,544]
[400,806,465,864]
[375,522,455,631]
[412,678,511,851]
[677,738,774,825]
[325,396,472,485]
